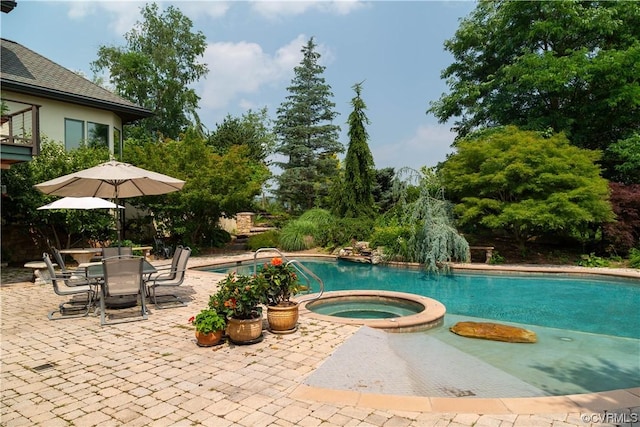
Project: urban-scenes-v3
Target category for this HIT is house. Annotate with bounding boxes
[0,37,152,169]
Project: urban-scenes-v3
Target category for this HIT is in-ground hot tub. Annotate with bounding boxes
[298,290,446,332]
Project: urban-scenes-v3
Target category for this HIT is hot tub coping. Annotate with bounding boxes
[296,290,446,332]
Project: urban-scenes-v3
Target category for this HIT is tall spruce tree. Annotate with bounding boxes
[335,82,376,218]
[274,37,343,213]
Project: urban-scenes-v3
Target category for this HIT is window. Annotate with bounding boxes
[64,119,84,150]
[87,122,109,148]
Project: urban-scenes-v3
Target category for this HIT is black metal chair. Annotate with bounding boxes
[43,253,94,320]
[153,235,173,259]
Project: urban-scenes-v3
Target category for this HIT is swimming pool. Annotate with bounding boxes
[203,258,640,339]
[200,258,640,395]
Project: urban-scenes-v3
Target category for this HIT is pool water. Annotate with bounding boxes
[201,258,640,395]
[205,259,640,339]
[309,299,422,318]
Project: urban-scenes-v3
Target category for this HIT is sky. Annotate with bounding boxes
[1,0,477,171]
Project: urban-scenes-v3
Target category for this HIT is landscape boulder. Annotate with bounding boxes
[450,321,537,343]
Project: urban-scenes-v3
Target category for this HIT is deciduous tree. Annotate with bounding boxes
[602,182,640,255]
[125,129,270,246]
[440,126,614,249]
[606,134,640,185]
[92,3,208,140]
[208,108,275,164]
[1,140,113,250]
[429,1,640,180]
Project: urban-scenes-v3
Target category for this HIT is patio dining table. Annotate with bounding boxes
[58,248,102,265]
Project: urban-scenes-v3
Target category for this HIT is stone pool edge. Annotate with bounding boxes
[290,384,640,414]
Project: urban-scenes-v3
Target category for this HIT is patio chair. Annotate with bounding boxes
[102,246,133,258]
[52,248,86,281]
[153,235,173,259]
[43,253,95,320]
[100,255,148,326]
[147,246,191,309]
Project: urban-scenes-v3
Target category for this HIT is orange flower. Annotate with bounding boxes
[271,257,283,266]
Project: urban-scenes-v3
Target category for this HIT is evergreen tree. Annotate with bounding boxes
[335,82,376,218]
[274,37,343,212]
[372,167,396,214]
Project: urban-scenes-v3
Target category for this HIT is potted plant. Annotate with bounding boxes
[258,257,300,333]
[189,308,226,347]
[209,272,266,344]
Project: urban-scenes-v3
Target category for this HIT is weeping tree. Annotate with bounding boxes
[333,82,376,218]
[381,167,470,272]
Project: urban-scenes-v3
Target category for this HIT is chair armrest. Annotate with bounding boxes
[64,278,92,287]
[148,269,177,283]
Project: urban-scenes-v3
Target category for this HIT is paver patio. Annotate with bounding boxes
[1,253,638,426]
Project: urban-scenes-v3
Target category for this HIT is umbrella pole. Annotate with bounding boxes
[115,186,121,247]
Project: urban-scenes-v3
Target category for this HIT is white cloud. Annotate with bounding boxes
[66,1,230,37]
[250,0,366,19]
[198,34,312,111]
[177,2,230,19]
[67,2,144,35]
[372,124,456,170]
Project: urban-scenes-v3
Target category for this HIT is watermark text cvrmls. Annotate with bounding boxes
[581,412,639,424]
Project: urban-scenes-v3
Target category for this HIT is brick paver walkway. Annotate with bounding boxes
[1,254,638,426]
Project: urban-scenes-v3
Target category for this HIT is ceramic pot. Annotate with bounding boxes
[227,314,263,344]
[195,330,224,347]
[266,302,299,333]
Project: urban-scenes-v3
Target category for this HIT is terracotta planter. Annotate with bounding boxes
[267,302,299,333]
[195,330,224,347]
[227,314,263,344]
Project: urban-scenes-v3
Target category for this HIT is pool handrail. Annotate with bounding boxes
[253,248,325,303]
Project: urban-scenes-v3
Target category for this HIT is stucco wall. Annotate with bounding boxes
[2,90,122,151]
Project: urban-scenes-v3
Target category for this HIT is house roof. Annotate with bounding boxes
[1,1,17,13]
[1,38,153,123]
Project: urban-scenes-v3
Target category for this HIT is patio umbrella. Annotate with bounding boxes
[34,160,185,240]
[37,197,124,210]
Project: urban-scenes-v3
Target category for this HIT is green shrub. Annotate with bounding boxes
[324,217,375,248]
[369,226,413,259]
[299,208,333,224]
[629,248,640,268]
[206,228,232,248]
[298,209,334,247]
[577,253,610,267]
[279,220,317,251]
[488,251,505,265]
[247,230,280,251]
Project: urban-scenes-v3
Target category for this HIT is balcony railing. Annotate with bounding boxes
[1,99,40,168]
